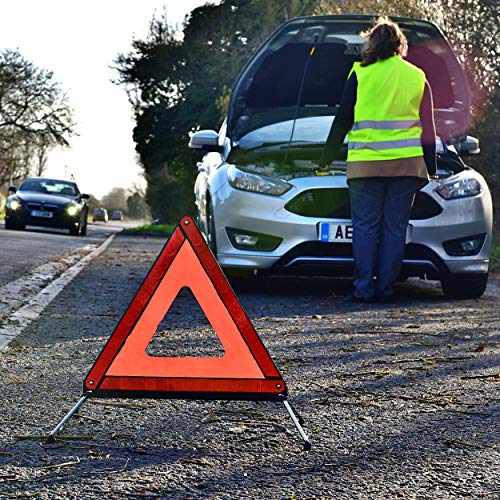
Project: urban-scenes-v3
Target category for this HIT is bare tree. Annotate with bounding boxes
[100,187,129,213]
[127,183,150,219]
[0,49,76,185]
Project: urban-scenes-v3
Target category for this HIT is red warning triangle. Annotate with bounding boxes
[84,216,286,401]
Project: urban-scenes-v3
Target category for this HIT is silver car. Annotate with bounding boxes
[190,15,492,299]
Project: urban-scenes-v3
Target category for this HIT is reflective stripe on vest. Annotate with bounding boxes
[351,119,422,131]
[348,138,422,150]
[347,56,425,162]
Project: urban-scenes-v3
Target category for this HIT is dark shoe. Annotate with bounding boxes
[343,293,373,303]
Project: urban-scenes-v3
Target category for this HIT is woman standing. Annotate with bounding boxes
[320,16,437,302]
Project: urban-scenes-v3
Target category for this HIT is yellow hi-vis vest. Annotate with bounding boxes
[347,55,425,162]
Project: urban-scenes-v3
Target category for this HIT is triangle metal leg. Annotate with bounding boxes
[47,395,88,443]
[47,396,311,450]
[285,401,305,424]
[283,400,311,451]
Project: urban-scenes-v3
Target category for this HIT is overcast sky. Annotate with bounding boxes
[0,0,216,198]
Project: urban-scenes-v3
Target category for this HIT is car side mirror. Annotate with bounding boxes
[8,186,17,195]
[81,193,90,199]
[188,130,222,152]
[458,135,480,156]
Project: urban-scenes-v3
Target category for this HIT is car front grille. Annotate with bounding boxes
[26,203,60,213]
[285,188,351,218]
[284,189,442,220]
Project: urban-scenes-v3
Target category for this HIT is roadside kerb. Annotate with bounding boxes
[0,234,115,351]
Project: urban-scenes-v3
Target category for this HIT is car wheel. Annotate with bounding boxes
[80,219,87,236]
[207,200,217,257]
[440,273,489,299]
[5,219,24,230]
[196,205,203,230]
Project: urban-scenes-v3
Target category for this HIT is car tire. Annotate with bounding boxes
[80,219,87,236]
[440,273,489,299]
[207,200,217,257]
[196,205,203,230]
[5,219,24,230]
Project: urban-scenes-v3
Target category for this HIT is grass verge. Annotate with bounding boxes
[122,224,175,237]
[490,242,500,273]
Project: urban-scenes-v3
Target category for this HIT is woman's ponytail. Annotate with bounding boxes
[360,16,408,67]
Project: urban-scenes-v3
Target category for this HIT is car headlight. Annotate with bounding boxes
[66,205,79,216]
[7,199,21,210]
[227,164,291,196]
[435,178,481,200]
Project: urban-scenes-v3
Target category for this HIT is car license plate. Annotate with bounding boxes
[31,210,53,218]
[319,223,412,243]
[319,222,353,242]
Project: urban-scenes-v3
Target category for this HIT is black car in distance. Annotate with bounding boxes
[5,177,90,236]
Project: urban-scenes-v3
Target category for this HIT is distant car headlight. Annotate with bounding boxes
[7,199,21,210]
[227,164,291,196]
[66,205,79,216]
[435,178,481,199]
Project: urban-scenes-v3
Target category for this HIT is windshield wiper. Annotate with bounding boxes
[284,141,324,149]
[243,140,321,151]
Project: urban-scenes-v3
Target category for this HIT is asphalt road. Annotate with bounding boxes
[0,234,497,498]
[0,220,139,288]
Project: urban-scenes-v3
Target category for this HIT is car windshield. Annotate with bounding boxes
[227,116,347,180]
[20,179,78,197]
[238,116,334,149]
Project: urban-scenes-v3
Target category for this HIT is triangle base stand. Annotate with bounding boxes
[47,395,311,450]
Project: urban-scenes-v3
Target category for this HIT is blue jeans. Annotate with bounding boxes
[348,177,421,299]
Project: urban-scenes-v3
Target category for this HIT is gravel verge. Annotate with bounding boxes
[0,235,498,498]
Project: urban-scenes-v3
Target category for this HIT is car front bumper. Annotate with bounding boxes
[6,207,82,230]
[212,175,492,278]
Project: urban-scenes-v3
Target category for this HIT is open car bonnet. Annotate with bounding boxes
[227,15,470,148]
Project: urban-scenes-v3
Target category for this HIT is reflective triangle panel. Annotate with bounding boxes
[83,217,286,401]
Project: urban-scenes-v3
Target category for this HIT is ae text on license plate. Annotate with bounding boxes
[319,223,353,242]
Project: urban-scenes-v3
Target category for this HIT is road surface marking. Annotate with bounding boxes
[0,234,115,351]
[0,243,97,318]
